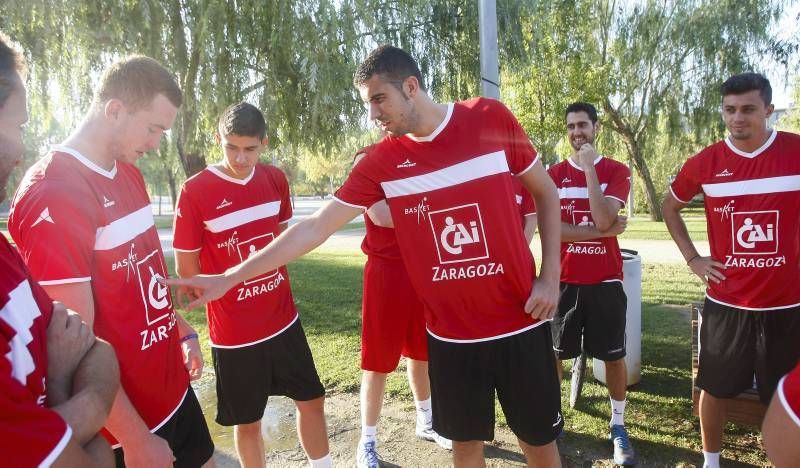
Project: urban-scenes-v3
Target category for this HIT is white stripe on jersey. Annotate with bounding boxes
[557,183,608,200]
[0,279,41,384]
[94,206,154,251]
[777,374,800,428]
[204,201,281,233]
[702,175,800,198]
[381,151,509,198]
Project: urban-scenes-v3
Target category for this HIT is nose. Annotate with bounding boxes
[235,151,247,164]
[368,103,380,121]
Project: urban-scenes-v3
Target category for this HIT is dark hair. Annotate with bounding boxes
[92,55,182,112]
[353,45,425,91]
[720,72,772,106]
[218,102,267,139]
[565,102,598,123]
[0,31,26,108]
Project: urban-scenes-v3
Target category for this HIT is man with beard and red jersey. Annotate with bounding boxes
[173,102,332,468]
[0,31,119,467]
[165,44,565,467]
[663,73,800,468]
[547,102,633,465]
[9,56,214,468]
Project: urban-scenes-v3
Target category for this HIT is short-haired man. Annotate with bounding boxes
[0,31,119,467]
[166,44,565,467]
[9,56,215,467]
[547,102,633,465]
[172,102,332,468]
[663,72,800,468]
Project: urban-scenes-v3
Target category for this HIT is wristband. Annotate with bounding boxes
[180,333,198,343]
[686,254,700,265]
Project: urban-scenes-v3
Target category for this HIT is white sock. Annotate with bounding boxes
[610,398,626,426]
[702,451,720,468]
[360,424,377,444]
[309,453,333,468]
[415,398,432,426]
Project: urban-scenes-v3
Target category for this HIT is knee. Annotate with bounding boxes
[235,421,262,436]
[296,396,326,416]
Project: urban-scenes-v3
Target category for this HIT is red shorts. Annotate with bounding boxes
[361,256,428,372]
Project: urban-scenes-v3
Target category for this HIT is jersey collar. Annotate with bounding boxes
[405,103,454,143]
[724,129,777,159]
[567,155,603,171]
[51,144,117,179]
[207,165,255,185]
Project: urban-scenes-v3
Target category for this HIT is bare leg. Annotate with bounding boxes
[234,421,265,468]
[360,371,388,428]
[295,396,330,460]
[452,440,486,468]
[605,358,627,403]
[406,359,431,401]
[699,391,727,454]
[519,439,561,468]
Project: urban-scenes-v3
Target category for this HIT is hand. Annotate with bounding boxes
[47,303,95,388]
[524,277,559,320]
[122,432,175,468]
[176,285,205,310]
[601,215,627,237]
[688,256,726,286]
[577,143,598,169]
[161,274,229,309]
[181,337,204,381]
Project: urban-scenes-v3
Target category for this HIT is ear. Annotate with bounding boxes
[765,103,775,119]
[404,75,420,98]
[261,136,269,148]
[104,99,124,121]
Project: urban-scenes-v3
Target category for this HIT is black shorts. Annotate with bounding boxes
[551,282,627,361]
[114,387,214,468]
[212,318,325,426]
[427,323,563,446]
[696,299,800,403]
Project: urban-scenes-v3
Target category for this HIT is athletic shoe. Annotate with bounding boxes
[356,440,380,468]
[609,424,637,466]
[415,422,453,450]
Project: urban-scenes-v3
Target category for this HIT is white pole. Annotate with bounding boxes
[478,0,500,99]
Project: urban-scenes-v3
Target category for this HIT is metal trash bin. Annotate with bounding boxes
[592,249,642,386]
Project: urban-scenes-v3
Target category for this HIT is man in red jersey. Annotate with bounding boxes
[0,31,119,467]
[762,359,800,466]
[350,149,451,468]
[663,73,800,468]
[166,44,565,467]
[547,102,633,465]
[173,102,332,468]
[8,56,214,468]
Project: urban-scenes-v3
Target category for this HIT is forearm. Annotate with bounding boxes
[523,214,537,244]
[585,168,615,231]
[51,340,119,444]
[561,223,605,242]
[662,199,699,262]
[103,386,153,448]
[175,312,196,338]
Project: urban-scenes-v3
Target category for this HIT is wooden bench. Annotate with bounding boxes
[691,302,767,426]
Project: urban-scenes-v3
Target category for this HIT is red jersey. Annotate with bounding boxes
[548,156,630,284]
[335,98,541,342]
[0,236,72,466]
[9,146,189,446]
[779,360,800,428]
[670,131,800,310]
[513,178,536,225]
[173,164,298,347]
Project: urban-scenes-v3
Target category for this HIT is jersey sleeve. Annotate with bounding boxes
[172,183,203,252]
[490,99,539,176]
[605,161,631,206]
[274,168,293,223]
[333,155,384,211]
[9,182,96,285]
[670,155,702,204]
[519,189,537,216]
[778,361,800,428]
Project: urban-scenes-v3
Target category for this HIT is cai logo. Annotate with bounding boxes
[428,203,489,264]
[136,250,171,325]
[572,210,594,227]
[235,233,279,285]
[731,210,779,255]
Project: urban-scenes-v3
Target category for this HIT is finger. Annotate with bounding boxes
[187,295,210,309]
[708,269,726,282]
[160,277,193,287]
[709,261,727,269]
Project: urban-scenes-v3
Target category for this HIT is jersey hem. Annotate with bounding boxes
[705,293,800,311]
[514,155,540,177]
[39,424,73,468]
[37,277,91,286]
[172,247,202,253]
[331,196,367,212]
[606,195,626,205]
[110,387,188,449]
[427,319,545,344]
[778,375,800,428]
[210,314,299,349]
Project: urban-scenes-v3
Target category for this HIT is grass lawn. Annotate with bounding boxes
[168,251,768,466]
[618,216,708,241]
